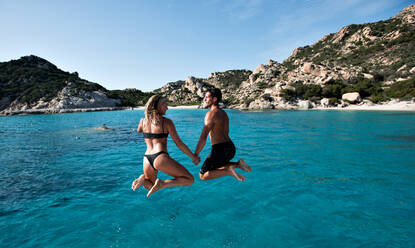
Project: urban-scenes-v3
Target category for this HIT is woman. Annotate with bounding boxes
[131,95,198,197]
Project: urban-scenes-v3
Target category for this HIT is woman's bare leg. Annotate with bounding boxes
[147,155,194,197]
[132,158,157,191]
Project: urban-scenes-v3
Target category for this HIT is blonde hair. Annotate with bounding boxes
[144,95,167,124]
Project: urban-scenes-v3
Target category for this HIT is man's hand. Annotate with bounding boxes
[192,154,200,165]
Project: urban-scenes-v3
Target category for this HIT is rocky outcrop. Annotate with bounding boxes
[157,76,215,105]
[394,4,415,23]
[0,55,122,115]
[1,86,121,115]
[342,92,362,103]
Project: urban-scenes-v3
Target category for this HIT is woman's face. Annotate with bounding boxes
[158,100,168,115]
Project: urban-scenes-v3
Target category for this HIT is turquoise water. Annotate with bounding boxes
[1,109,414,247]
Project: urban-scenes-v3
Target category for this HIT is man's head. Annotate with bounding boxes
[204,88,222,107]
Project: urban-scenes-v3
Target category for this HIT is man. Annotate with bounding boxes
[194,88,251,181]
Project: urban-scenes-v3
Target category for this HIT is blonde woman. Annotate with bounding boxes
[131,95,198,197]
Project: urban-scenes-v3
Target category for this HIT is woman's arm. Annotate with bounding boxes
[166,118,197,160]
[137,118,144,133]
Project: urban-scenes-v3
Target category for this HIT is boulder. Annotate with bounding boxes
[185,76,196,84]
[342,92,362,103]
[362,99,375,106]
[319,76,334,85]
[248,99,273,109]
[363,73,374,79]
[264,69,275,80]
[253,64,266,75]
[320,98,330,107]
[397,65,407,72]
[303,62,314,74]
[298,100,312,110]
[282,85,295,91]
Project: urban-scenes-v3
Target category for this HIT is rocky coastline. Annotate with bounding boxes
[1,106,130,116]
[1,4,414,115]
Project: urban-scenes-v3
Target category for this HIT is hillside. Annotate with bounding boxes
[0,56,152,114]
[158,4,415,109]
[1,4,415,114]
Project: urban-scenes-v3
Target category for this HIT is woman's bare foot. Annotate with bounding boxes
[131,175,145,191]
[229,166,246,181]
[237,159,252,172]
[147,178,164,197]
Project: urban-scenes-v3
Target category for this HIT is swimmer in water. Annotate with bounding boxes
[95,124,109,130]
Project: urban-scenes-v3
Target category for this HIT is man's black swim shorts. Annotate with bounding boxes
[200,141,236,174]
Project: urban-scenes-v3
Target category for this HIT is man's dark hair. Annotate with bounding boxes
[207,88,222,105]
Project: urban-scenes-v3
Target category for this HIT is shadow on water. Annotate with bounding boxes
[0,209,20,217]
[380,134,415,142]
[49,197,71,208]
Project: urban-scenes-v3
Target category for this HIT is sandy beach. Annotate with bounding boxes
[314,100,415,111]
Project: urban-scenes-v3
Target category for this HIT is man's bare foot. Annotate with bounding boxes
[237,159,252,172]
[229,166,246,181]
[147,178,163,197]
[131,175,145,191]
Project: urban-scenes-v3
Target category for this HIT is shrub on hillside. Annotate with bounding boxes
[384,78,415,100]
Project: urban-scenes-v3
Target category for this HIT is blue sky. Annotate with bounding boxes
[0,0,412,91]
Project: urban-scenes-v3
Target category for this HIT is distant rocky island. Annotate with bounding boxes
[1,4,414,115]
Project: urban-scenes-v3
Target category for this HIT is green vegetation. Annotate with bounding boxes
[369,18,402,37]
[261,93,273,102]
[211,70,251,89]
[223,96,238,105]
[244,97,255,105]
[281,61,297,71]
[280,82,323,101]
[284,15,415,81]
[108,89,153,107]
[322,79,345,99]
[383,78,415,100]
[279,77,415,103]
[0,56,108,105]
[257,81,273,89]
[0,55,163,108]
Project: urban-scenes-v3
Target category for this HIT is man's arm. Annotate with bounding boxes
[195,112,214,156]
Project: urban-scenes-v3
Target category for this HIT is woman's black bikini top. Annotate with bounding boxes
[143,118,169,139]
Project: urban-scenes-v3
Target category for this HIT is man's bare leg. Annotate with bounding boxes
[236,159,252,172]
[200,165,246,181]
[227,159,252,172]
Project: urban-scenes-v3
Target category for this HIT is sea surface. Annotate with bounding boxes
[1,109,414,248]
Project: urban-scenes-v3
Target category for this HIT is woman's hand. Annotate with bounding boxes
[192,154,200,165]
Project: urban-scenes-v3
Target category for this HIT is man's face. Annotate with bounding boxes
[204,92,216,108]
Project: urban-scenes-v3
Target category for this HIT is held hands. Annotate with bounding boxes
[192,153,200,165]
